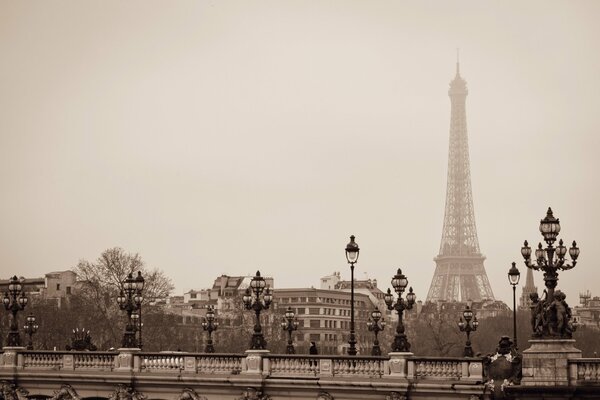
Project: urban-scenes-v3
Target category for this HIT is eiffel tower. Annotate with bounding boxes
[426,61,495,303]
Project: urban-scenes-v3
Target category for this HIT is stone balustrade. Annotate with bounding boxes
[569,358,600,383]
[0,348,487,381]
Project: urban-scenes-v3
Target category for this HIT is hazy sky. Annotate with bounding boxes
[1,1,599,308]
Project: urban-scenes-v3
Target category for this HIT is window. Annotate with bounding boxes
[309,320,320,328]
[309,334,320,342]
[308,297,316,303]
[297,308,306,315]
[56,284,60,290]
[190,293,197,299]
[309,308,320,315]
[66,286,71,295]
[298,319,305,328]
[296,333,305,342]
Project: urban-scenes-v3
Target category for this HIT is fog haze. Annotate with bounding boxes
[1,1,599,307]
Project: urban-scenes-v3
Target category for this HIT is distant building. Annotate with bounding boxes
[573,291,600,328]
[0,270,77,307]
[274,287,371,354]
[519,267,538,310]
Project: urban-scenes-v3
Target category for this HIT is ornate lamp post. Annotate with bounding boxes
[202,305,219,353]
[242,270,273,350]
[23,314,38,350]
[116,272,144,348]
[458,305,479,357]
[345,235,359,356]
[366,307,385,356]
[134,271,145,349]
[280,306,299,354]
[2,276,28,347]
[508,262,521,349]
[520,207,579,338]
[384,269,416,352]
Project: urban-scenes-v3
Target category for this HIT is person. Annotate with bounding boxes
[309,341,318,355]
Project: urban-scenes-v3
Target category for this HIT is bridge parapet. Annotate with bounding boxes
[568,358,600,384]
[1,347,488,400]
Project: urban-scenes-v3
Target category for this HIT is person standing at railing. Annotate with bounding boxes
[309,342,318,355]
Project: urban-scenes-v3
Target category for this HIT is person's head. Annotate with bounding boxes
[311,341,316,347]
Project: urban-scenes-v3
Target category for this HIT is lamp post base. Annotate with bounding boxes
[392,333,411,353]
[250,333,267,350]
[6,331,21,348]
[122,330,137,349]
[371,344,381,356]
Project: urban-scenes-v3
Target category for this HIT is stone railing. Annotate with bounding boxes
[18,350,117,371]
[569,358,600,383]
[1,348,482,382]
[410,357,468,380]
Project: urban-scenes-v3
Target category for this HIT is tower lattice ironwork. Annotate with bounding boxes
[426,62,495,303]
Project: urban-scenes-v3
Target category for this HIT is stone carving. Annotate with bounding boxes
[385,391,406,400]
[246,354,261,371]
[316,391,333,400]
[483,336,521,400]
[51,384,81,400]
[66,328,97,351]
[0,381,29,400]
[178,388,206,400]
[109,385,146,400]
[238,388,270,400]
[530,289,576,339]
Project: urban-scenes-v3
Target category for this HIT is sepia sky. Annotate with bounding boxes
[1,1,599,308]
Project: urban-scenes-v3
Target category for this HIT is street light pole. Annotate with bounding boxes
[367,307,385,356]
[243,270,273,350]
[508,262,521,349]
[117,272,144,348]
[345,235,359,356]
[2,275,28,347]
[384,269,416,353]
[458,305,479,357]
[281,307,299,354]
[23,314,38,350]
[202,305,219,353]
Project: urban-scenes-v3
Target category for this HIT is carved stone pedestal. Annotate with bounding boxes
[521,339,581,386]
[242,349,269,375]
[116,348,141,372]
[1,347,25,369]
[387,352,413,378]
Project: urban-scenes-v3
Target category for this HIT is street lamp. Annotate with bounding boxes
[201,305,219,353]
[458,305,479,357]
[23,314,38,350]
[134,271,145,350]
[366,307,385,356]
[384,268,416,352]
[116,272,144,348]
[2,276,28,347]
[345,235,359,356]
[508,262,521,349]
[242,270,273,350]
[280,306,299,354]
[520,207,579,338]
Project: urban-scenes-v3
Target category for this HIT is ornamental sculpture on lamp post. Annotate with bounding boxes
[2,276,28,347]
[281,306,299,354]
[243,270,273,350]
[202,305,219,353]
[367,307,385,356]
[458,305,479,357]
[384,268,416,352]
[23,314,38,350]
[520,207,579,338]
[116,272,144,348]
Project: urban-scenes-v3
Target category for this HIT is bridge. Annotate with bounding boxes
[2,347,600,400]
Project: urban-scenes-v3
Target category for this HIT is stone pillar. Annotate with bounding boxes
[116,348,141,372]
[521,339,582,386]
[386,352,413,378]
[242,349,269,375]
[1,347,24,369]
